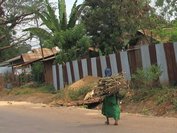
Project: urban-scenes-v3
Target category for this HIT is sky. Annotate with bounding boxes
[50,0,84,15]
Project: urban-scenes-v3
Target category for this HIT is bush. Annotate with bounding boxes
[37,84,55,93]
[68,86,92,101]
[131,65,162,89]
[31,62,44,83]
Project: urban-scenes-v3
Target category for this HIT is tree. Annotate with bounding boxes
[82,0,158,55]
[150,0,177,42]
[155,0,177,20]
[0,0,43,62]
[25,0,91,63]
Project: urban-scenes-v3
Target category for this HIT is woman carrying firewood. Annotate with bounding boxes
[102,67,120,125]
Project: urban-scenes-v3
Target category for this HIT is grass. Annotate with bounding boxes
[124,86,177,116]
[4,83,56,96]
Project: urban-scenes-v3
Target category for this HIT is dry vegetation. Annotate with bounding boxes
[0,76,177,118]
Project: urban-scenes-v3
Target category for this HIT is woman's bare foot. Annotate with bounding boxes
[114,120,118,126]
[114,122,118,126]
[105,121,109,125]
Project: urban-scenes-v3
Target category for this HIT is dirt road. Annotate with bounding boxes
[0,101,177,133]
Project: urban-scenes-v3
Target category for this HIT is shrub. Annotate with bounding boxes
[31,62,44,83]
[131,65,162,89]
[37,84,55,93]
[68,86,92,101]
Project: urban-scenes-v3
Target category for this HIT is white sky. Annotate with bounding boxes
[50,0,84,15]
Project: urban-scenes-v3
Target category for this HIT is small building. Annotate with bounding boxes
[128,29,162,49]
[1,47,59,85]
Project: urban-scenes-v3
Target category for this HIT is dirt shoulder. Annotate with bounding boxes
[1,84,177,118]
[0,89,54,104]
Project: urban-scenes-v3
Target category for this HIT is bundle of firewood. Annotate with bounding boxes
[84,73,129,100]
[93,74,128,96]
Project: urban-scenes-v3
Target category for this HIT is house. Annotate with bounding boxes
[1,47,60,85]
[128,29,162,49]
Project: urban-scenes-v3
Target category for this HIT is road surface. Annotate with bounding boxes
[0,101,177,133]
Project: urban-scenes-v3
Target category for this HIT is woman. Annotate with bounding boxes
[102,67,120,125]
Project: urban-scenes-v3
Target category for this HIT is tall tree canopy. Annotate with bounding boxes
[82,0,158,55]
[0,0,43,62]
[153,0,177,42]
[155,0,177,20]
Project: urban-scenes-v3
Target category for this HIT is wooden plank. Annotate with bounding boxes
[70,61,75,82]
[149,44,157,65]
[106,55,111,69]
[62,64,68,85]
[78,60,83,79]
[128,49,137,74]
[87,58,92,75]
[164,43,177,83]
[115,52,122,73]
[135,48,142,69]
[96,57,102,77]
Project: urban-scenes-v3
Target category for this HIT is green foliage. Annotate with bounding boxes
[156,94,169,105]
[173,98,177,111]
[18,72,31,84]
[153,20,177,42]
[31,62,44,83]
[141,108,150,115]
[24,0,90,63]
[82,0,153,55]
[9,84,55,95]
[37,84,56,93]
[131,65,162,89]
[0,0,42,61]
[131,89,155,102]
[55,24,91,63]
[15,89,33,95]
[155,0,177,20]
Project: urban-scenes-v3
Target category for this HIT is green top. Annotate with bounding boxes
[102,94,120,120]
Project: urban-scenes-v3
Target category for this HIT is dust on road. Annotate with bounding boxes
[0,101,177,133]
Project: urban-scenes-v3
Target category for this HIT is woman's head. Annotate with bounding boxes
[105,67,112,77]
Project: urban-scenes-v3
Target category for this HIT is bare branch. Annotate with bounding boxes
[0,45,13,51]
[0,35,5,41]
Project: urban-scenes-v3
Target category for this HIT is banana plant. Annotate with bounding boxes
[24,0,86,49]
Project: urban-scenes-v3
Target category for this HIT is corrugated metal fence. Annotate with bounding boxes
[52,43,177,90]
